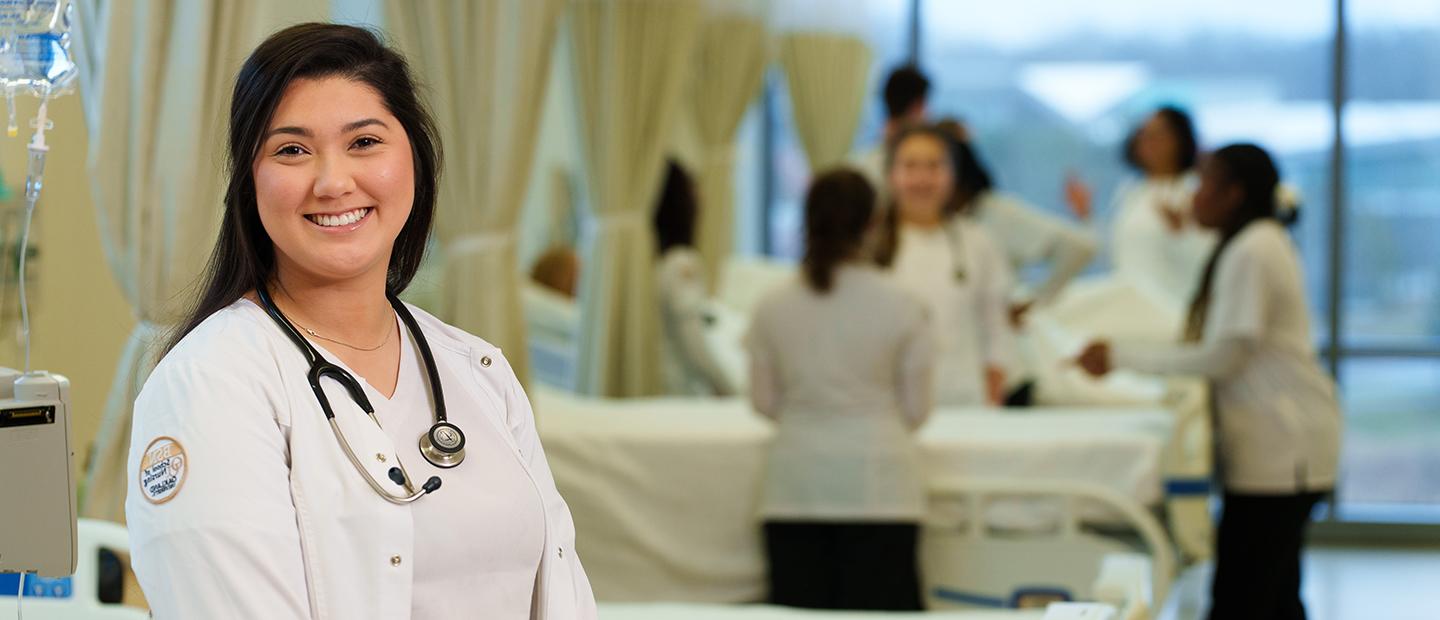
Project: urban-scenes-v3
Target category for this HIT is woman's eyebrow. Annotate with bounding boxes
[266,125,312,139]
[342,118,388,133]
[264,118,387,140]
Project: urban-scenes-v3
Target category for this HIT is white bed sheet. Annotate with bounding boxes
[535,391,1173,603]
[598,603,1046,620]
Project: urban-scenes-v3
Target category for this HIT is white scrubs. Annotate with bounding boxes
[1109,173,1216,312]
[126,299,597,619]
[364,324,545,617]
[970,189,1098,306]
[746,264,935,520]
[1114,220,1341,493]
[890,219,1015,406]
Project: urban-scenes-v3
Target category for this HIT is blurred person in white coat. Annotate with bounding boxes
[874,124,1016,406]
[1079,144,1340,620]
[934,118,1097,320]
[125,24,596,619]
[1107,106,1216,311]
[934,118,1098,404]
[747,168,935,611]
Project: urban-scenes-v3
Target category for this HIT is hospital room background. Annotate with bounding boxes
[1,0,1438,618]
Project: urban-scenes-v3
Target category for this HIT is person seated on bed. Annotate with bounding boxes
[1078,144,1340,620]
[746,168,936,611]
[531,245,580,298]
[654,159,737,397]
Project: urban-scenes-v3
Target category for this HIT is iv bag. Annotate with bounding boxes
[0,0,76,96]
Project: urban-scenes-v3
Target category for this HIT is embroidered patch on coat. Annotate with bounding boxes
[138,436,188,505]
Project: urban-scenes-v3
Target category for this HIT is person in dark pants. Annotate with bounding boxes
[1078,144,1341,619]
[1213,492,1325,618]
[746,169,935,611]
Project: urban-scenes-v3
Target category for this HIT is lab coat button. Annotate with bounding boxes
[481,356,493,368]
[375,453,387,463]
[558,546,564,558]
[390,555,403,567]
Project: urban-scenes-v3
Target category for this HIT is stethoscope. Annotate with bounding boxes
[256,286,466,504]
[946,222,969,282]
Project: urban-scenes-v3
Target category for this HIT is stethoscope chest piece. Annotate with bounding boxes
[419,421,466,468]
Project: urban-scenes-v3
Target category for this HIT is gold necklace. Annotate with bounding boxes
[293,320,392,352]
[271,288,392,352]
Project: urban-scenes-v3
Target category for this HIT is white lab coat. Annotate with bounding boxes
[1116,221,1341,494]
[970,190,1098,306]
[125,299,597,619]
[1108,173,1216,312]
[889,219,1015,406]
[657,247,737,397]
[746,265,935,521]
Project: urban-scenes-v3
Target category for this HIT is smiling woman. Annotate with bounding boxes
[124,23,597,619]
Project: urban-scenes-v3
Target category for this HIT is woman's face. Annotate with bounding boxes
[253,76,415,286]
[1192,157,1242,230]
[888,133,954,226]
[1135,112,1181,175]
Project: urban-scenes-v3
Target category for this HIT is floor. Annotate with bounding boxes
[1160,545,1440,620]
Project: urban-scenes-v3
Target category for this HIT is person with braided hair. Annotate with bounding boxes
[1077,144,1341,620]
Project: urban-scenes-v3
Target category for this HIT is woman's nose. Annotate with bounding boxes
[313,156,357,199]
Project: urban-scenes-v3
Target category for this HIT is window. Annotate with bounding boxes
[920,0,1334,331]
[1333,0,1440,517]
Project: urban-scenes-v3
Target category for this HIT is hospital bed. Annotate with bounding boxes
[707,261,1213,562]
[591,478,1164,619]
[0,520,148,619]
[598,605,1048,619]
[534,389,1192,610]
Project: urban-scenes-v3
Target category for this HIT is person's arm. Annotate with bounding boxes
[977,194,1096,318]
[498,354,599,619]
[1084,232,1271,381]
[126,358,312,619]
[1064,172,1093,221]
[744,320,782,420]
[1029,225,1099,306]
[1113,337,1255,380]
[662,260,738,396]
[971,229,1016,401]
[894,303,937,430]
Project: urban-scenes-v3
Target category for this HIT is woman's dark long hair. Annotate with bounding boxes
[1124,105,1199,174]
[653,159,697,256]
[164,23,442,354]
[873,123,962,267]
[935,118,995,210]
[803,168,876,293]
[1184,144,1281,341]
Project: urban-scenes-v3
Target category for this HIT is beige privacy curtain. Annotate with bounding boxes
[569,0,702,397]
[74,1,326,522]
[690,4,767,292]
[778,32,872,171]
[388,0,565,388]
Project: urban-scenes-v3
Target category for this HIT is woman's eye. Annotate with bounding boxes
[274,144,307,157]
[353,136,382,149]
